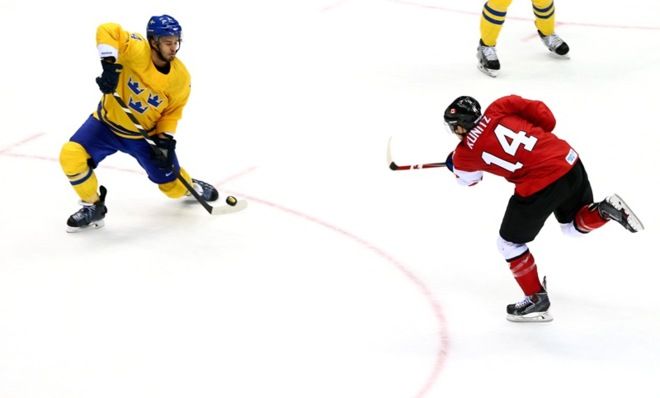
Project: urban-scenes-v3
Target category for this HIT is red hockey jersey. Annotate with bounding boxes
[451,95,578,197]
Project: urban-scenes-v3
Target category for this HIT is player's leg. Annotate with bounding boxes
[557,161,644,234]
[532,0,570,55]
[499,192,557,322]
[555,160,597,234]
[60,116,116,232]
[126,139,219,202]
[592,195,644,232]
[480,0,513,46]
[568,195,643,234]
[499,197,546,296]
[477,0,512,76]
[158,167,220,202]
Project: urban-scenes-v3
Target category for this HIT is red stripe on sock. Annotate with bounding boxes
[509,252,542,296]
[574,204,608,233]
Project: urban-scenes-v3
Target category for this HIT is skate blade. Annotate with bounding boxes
[507,311,553,323]
[66,219,105,233]
[477,63,498,78]
[610,194,644,232]
[548,52,570,60]
[211,199,248,216]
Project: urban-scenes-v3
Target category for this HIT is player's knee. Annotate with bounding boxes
[496,236,528,261]
[60,141,90,175]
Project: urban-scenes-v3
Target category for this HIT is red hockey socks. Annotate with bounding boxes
[508,251,542,296]
[574,204,608,233]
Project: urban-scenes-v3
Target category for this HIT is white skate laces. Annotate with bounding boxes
[538,30,569,55]
[514,296,534,309]
[541,34,563,51]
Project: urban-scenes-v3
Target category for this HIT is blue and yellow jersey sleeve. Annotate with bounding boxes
[93,22,191,138]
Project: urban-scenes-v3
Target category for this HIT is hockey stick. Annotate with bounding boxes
[111,92,246,215]
[387,136,446,171]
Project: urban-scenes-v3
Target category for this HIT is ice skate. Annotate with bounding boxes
[66,186,108,233]
[538,30,569,56]
[506,277,553,322]
[596,194,644,233]
[477,40,500,77]
[186,178,248,215]
[189,178,219,202]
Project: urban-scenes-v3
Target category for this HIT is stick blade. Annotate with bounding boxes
[211,199,248,216]
[386,136,393,164]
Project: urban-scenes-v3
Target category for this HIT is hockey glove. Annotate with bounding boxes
[445,151,455,172]
[150,134,177,170]
[95,59,123,94]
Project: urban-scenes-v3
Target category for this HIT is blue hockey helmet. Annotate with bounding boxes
[146,15,182,39]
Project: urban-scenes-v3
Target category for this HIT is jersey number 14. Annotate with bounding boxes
[482,125,538,172]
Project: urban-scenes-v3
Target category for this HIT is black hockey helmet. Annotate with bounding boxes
[444,96,481,134]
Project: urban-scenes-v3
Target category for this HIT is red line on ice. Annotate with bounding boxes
[2,143,450,398]
[0,132,46,154]
[385,0,660,31]
[227,192,450,398]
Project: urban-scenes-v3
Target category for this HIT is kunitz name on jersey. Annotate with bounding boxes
[466,115,492,150]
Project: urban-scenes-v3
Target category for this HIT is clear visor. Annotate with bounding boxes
[444,121,460,135]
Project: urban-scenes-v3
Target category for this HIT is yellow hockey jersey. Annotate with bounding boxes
[93,23,191,139]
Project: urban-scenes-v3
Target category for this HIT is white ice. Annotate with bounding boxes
[1,0,659,397]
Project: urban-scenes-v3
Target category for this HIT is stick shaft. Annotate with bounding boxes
[387,136,446,171]
[389,162,446,170]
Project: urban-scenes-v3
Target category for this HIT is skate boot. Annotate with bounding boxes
[538,30,569,56]
[191,178,219,202]
[477,40,500,77]
[66,186,108,233]
[596,194,644,233]
[506,277,553,322]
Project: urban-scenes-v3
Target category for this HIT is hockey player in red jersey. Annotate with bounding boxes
[443,95,644,322]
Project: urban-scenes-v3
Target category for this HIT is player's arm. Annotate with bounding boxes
[492,95,557,132]
[156,105,185,135]
[95,23,140,94]
[155,80,191,136]
[446,151,483,186]
[149,86,190,170]
[96,23,131,61]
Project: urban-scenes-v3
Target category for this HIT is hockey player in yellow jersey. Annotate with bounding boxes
[477,0,569,77]
[60,15,220,232]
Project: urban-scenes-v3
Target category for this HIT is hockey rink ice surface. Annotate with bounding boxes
[1,0,659,397]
